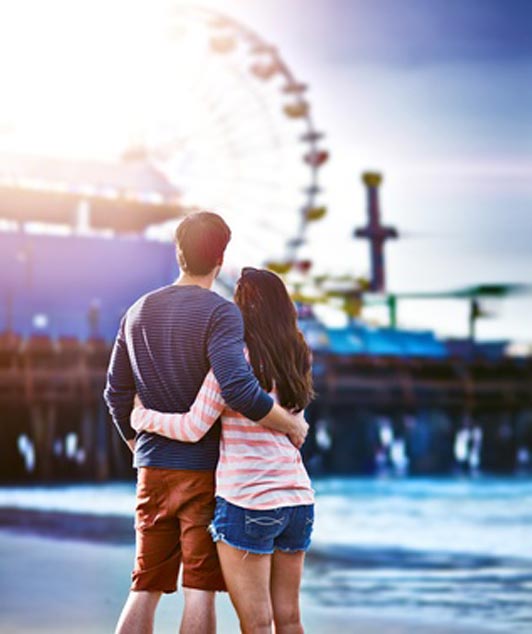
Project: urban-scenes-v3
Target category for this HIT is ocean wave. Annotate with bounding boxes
[309,542,532,571]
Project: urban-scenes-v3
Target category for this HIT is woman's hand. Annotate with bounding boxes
[130,394,146,432]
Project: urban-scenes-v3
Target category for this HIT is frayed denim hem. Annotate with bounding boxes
[208,522,273,555]
[274,543,311,553]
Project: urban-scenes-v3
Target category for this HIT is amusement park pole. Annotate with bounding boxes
[355,172,398,293]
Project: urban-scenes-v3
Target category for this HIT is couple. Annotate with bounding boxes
[104,212,315,634]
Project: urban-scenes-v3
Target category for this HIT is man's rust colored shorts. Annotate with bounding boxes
[131,467,225,594]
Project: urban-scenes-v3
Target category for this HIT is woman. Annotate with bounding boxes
[131,267,314,634]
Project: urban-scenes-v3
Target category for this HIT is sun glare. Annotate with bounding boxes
[0,0,207,160]
[0,0,324,268]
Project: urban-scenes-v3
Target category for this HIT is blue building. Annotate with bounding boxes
[0,230,177,340]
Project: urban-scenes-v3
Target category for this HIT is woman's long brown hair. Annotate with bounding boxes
[234,268,314,411]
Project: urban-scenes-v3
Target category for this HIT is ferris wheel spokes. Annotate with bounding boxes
[150,4,330,273]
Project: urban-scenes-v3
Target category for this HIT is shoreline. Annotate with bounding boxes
[0,506,135,544]
[0,530,499,634]
[0,506,523,571]
[0,507,506,633]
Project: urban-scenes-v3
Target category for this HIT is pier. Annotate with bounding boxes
[0,333,129,481]
[1,331,531,481]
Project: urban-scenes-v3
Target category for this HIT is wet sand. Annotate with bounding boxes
[0,525,498,634]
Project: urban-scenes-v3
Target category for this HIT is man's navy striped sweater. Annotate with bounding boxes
[104,284,274,471]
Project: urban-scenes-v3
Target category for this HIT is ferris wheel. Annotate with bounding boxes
[134,3,329,274]
[0,1,328,274]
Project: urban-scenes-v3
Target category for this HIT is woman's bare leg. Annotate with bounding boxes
[270,551,305,634]
[216,542,273,634]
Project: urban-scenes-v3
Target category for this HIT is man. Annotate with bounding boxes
[104,212,308,634]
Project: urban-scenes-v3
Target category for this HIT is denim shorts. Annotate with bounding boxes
[209,496,314,555]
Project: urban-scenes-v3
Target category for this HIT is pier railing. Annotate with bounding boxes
[312,353,532,410]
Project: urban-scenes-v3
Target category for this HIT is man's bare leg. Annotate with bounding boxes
[115,590,162,634]
[180,588,216,634]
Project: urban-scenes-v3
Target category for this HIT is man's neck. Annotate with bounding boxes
[175,272,215,290]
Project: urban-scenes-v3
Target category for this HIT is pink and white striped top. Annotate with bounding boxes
[131,370,314,510]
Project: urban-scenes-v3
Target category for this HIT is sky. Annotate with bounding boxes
[0,0,530,343]
[195,0,532,343]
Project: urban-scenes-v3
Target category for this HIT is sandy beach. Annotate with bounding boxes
[0,524,498,634]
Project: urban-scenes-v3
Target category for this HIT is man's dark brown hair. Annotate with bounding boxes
[175,212,231,276]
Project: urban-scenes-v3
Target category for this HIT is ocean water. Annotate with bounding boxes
[0,477,531,633]
[308,478,532,633]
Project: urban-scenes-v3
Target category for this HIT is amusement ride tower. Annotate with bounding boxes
[355,172,398,293]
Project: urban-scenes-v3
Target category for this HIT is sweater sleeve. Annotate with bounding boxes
[103,316,136,441]
[130,370,225,442]
[207,302,273,421]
